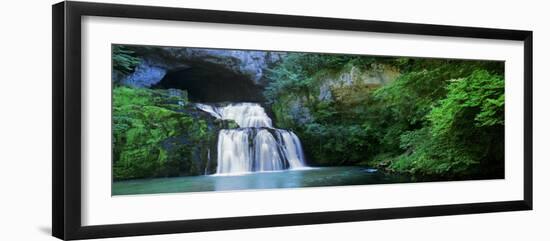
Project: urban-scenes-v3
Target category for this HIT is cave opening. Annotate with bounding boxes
[153,61,265,103]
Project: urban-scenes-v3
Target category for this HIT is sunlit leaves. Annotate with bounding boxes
[429,70,504,136]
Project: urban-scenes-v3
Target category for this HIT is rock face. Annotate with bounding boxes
[119,60,171,88]
[116,46,284,88]
[318,64,399,101]
[274,64,400,126]
[175,48,283,85]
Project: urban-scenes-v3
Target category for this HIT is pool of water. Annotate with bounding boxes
[112,166,411,195]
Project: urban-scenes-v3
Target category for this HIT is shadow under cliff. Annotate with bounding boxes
[152,61,265,103]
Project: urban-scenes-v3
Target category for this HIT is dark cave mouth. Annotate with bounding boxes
[152,62,265,103]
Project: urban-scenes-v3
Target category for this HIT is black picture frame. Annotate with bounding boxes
[52,1,533,240]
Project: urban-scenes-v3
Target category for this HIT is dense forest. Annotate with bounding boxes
[112,45,504,182]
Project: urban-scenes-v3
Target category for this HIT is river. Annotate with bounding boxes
[112,166,410,195]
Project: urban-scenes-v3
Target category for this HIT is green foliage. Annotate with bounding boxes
[389,127,479,176]
[112,45,140,75]
[112,87,215,180]
[429,70,505,134]
[266,53,505,179]
[389,70,505,177]
[359,60,504,178]
[298,123,370,165]
[373,60,503,125]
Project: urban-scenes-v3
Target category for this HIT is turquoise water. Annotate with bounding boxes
[112,166,411,195]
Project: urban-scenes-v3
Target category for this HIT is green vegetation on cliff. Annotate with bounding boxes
[112,87,220,180]
[266,53,504,179]
[112,45,140,75]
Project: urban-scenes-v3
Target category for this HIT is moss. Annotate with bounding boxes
[112,87,219,180]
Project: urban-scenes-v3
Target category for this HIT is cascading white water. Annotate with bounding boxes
[196,103,272,128]
[197,102,308,175]
[254,129,284,171]
[278,131,307,169]
[216,129,252,174]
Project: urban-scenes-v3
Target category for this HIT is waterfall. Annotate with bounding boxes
[196,103,272,128]
[197,102,308,175]
[216,129,253,174]
[278,131,307,169]
[254,129,284,171]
